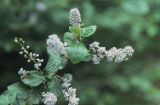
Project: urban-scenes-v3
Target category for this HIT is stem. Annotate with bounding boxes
[17,41,43,74]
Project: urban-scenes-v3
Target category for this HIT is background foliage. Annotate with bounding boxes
[1,0,160,105]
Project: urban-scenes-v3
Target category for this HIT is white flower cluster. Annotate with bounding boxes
[90,41,134,64]
[18,68,28,75]
[19,45,44,69]
[62,74,80,105]
[69,8,82,26]
[42,92,57,105]
[47,34,67,56]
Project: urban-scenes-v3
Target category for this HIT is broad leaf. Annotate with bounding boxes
[21,70,45,87]
[45,49,67,78]
[64,32,77,45]
[0,95,11,105]
[48,77,62,96]
[0,83,19,105]
[67,43,89,64]
[10,82,41,105]
[80,25,97,37]
[69,26,81,35]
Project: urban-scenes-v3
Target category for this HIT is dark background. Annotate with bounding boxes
[1,0,160,105]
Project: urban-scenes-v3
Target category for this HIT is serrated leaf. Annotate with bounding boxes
[0,95,10,105]
[0,83,19,105]
[80,25,97,37]
[48,77,62,96]
[1,82,42,105]
[67,43,89,64]
[64,32,77,45]
[45,49,67,78]
[69,26,81,35]
[21,71,45,87]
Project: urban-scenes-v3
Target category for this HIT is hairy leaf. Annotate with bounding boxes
[21,71,45,87]
[45,49,67,78]
[47,77,62,96]
[80,25,97,37]
[67,43,89,64]
[69,26,81,35]
[64,32,77,45]
[0,82,41,105]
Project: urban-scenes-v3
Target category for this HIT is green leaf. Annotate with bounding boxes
[80,25,97,37]
[0,83,19,105]
[45,49,67,78]
[64,32,77,45]
[69,26,81,35]
[0,95,10,105]
[0,82,40,105]
[8,82,42,105]
[48,77,62,96]
[21,70,45,87]
[67,43,89,64]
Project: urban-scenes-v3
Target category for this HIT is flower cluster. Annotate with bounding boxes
[69,8,82,26]
[15,38,44,70]
[90,41,134,64]
[42,92,57,105]
[18,68,28,75]
[47,34,67,55]
[62,74,80,105]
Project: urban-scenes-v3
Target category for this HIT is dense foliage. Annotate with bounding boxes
[1,0,160,105]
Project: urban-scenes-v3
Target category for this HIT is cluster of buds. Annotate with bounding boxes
[47,34,67,55]
[15,37,44,70]
[90,41,134,64]
[46,34,68,64]
[42,92,57,105]
[69,8,82,26]
[62,74,80,105]
[18,68,28,78]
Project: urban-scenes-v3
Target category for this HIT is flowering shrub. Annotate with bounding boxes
[0,8,134,105]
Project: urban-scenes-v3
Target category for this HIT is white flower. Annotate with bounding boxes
[105,47,118,62]
[42,92,57,105]
[123,46,134,56]
[47,34,67,55]
[69,8,81,26]
[92,55,101,64]
[62,74,80,105]
[68,96,80,105]
[68,87,77,96]
[90,41,134,64]
[63,74,73,83]
[18,68,27,75]
[26,46,30,49]
[19,51,23,55]
[97,47,106,54]
[105,46,134,63]
[62,82,71,88]
[89,41,99,49]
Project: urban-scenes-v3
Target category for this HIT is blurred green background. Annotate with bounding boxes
[1,0,160,105]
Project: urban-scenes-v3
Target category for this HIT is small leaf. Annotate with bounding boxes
[69,26,81,35]
[21,70,45,87]
[80,25,97,37]
[48,77,62,96]
[64,32,77,45]
[45,49,67,78]
[67,43,89,64]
